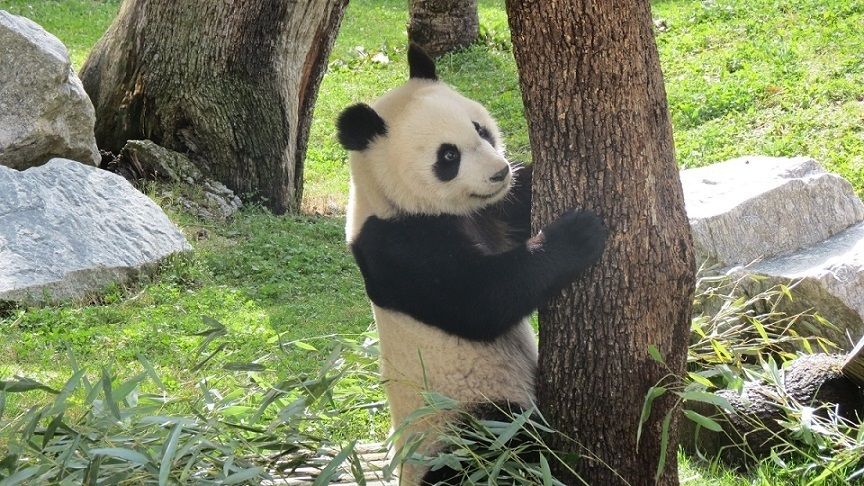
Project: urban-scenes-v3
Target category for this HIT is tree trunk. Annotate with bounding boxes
[408,0,478,58]
[505,1,695,484]
[80,0,347,214]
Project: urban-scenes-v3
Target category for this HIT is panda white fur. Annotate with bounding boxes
[337,45,607,485]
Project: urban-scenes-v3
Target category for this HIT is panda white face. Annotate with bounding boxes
[337,47,513,219]
[369,82,512,215]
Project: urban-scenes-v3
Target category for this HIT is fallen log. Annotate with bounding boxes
[681,353,864,466]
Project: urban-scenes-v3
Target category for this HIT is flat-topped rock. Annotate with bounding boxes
[681,156,864,267]
[735,221,864,348]
[0,11,100,169]
[0,159,191,304]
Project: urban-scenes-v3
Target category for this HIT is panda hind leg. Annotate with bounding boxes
[420,465,461,486]
[420,401,535,485]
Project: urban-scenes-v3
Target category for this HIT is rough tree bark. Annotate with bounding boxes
[408,0,478,58]
[505,1,696,484]
[80,0,347,214]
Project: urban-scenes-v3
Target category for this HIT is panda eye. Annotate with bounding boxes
[435,143,461,181]
[473,122,488,138]
[473,121,495,147]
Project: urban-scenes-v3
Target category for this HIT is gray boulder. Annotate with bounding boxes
[681,156,864,267]
[733,222,864,348]
[681,156,864,349]
[0,159,191,304]
[0,11,100,170]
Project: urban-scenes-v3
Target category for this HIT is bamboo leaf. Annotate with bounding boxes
[114,372,147,402]
[1,465,45,486]
[637,386,667,447]
[42,413,65,449]
[294,341,318,351]
[653,409,673,484]
[101,368,122,421]
[194,316,226,336]
[0,453,17,472]
[84,454,102,486]
[312,442,355,486]
[90,448,152,466]
[222,466,267,484]
[488,449,508,483]
[223,362,267,372]
[687,372,714,389]
[647,344,665,364]
[137,353,165,391]
[489,410,529,450]
[769,449,786,468]
[750,318,769,343]
[191,343,227,372]
[0,377,59,394]
[159,423,183,486]
[683,409,723,432]
[51,369,85,415]
[539,454,553,486]
[679,390,734,412]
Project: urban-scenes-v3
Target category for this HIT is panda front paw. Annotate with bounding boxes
[538,209,608,268]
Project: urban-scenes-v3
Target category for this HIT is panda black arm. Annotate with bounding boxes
[351,211,607,342]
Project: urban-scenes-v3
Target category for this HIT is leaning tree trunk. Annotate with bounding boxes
[506,1,695,484]
[408,0,478,58]
[80,0,347,214]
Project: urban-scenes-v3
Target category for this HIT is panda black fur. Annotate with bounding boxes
[337,44,608,485]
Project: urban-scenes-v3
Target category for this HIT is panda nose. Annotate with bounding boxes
[489,167,509,183]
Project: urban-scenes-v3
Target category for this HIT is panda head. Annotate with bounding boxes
[337,44,512,216]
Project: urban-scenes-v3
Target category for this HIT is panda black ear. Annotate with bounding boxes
[408,43,437,80]
[336,103,387,151]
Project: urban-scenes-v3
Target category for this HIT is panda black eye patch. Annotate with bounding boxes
[434,143,461,182]
[473,121,495,147]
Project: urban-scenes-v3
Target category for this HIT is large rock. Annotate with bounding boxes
[736,222,864,347]
[682,156,864,267]
[0,159,191,304]
[0,11,100,169]
[681,156,864,349]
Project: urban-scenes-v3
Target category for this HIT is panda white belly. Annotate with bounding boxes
[374,306,537,428]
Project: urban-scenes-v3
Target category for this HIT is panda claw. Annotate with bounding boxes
[541,209,608,268]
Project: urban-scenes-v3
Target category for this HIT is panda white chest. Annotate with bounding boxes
[372,305,538,428]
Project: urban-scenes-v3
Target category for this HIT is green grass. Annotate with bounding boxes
[0,206,372,391]
[0,0,118,67]
[1,0,863,483]
[306,0,864,208]
[653,0,864,193]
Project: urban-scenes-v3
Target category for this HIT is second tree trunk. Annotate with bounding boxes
[408,0,478,58]
[80,0,347,214]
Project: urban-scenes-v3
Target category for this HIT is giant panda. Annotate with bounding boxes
[336,44,608,485]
